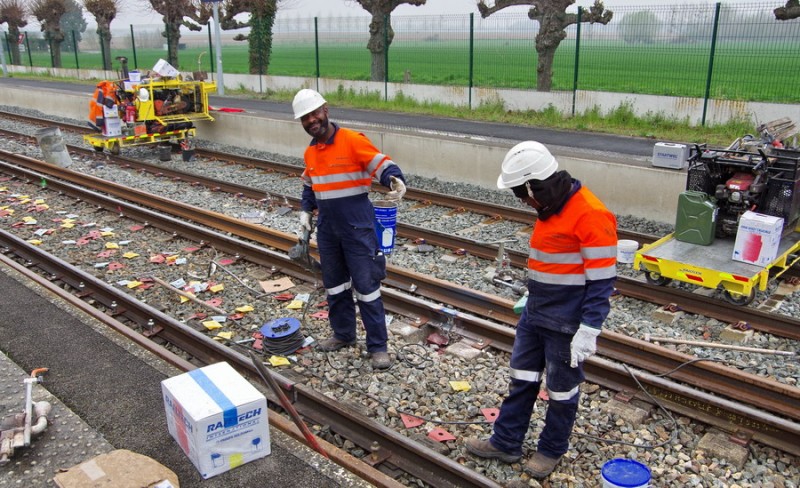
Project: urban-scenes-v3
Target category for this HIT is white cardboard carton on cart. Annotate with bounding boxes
[161,362,270,479]
[732,210,784,266]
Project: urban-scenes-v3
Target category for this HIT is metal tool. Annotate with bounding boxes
[247,352,328,458]
[288,227,321,272]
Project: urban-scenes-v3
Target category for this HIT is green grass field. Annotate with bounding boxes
[15,38,799,103]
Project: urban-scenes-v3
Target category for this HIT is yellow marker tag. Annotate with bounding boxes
[27,239,42,246]
[34,199,45,204]
[127,281,143,289]
[449,381,471,392]
[215,331,233,340]
[166,255,178,263]
[61,223,75,229]
[286,300,304,310]
[22,216,36,222]
[203,320,222,330]
[179,295,191,303]
[0,187,6,192]
[105,242,119,249]
[269,356,290,367]
[101,231,115,237]
[19,198,31,204]
[235,305,254,313]
[122,252,140,259]
[210,284,224,293]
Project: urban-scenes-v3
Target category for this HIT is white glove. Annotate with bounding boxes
[570,324,601,368]
[299,211,313,233]
[386,176,406,201]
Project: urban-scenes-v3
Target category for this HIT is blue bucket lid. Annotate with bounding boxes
[260,317,300,338]
[601,459,651,487]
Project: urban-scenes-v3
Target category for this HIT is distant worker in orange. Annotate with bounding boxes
[292,88,406,370]
[466,141,618,479]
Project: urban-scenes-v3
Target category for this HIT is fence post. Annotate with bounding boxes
[702,2,721,127]
[572,7,582,117]
[0,31,7,76]
[25,33,32,68]
[207,27,215,74]
[384,14,389,102]
[130,25,138,69]
[72,31,79,70]
[3,33,11,65]
[469,13,474,110]
[314,17,320,91]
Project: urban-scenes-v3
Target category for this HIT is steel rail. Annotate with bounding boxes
[3,155,800,459]
[0,230,502,488]
[2,153,798,422]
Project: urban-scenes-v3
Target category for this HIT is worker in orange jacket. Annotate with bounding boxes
[466,141,618,479]
[292,89,406,370]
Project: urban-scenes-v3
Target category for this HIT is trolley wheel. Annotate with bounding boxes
[93,145,104,153]
[109,141,121,156]
[722,288,755,306]
[643,270,672,286]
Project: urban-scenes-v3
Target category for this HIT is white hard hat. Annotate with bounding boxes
[138,87,150,102]
[497,141,558,189]
[292,89,326,119]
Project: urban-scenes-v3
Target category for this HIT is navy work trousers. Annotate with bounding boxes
[317,220,387,353]
[490,310,584,458]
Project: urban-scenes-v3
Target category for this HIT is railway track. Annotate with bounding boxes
[1,148,798,463]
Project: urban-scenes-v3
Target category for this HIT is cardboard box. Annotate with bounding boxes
[152,58,179,78]
[732,211,784,266]
[103,117,122,137]
[161,362,270,479]
[53,449,178,488]
[652,142,689,169]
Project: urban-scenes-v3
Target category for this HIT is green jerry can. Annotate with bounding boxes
[674,190,718,245]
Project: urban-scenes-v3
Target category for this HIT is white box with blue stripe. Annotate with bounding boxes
[161,362,271,479]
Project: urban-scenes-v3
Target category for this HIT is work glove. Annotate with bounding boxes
[299,211,313,233]
[386,176,406,201]
[570,324,601,368]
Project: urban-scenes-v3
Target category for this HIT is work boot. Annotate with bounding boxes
[524,452,561,479]
[465,438,521,463]
[316,336,355,352]
[369,351,392,370]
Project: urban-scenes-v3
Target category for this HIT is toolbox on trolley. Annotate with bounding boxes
[161,362,270,479]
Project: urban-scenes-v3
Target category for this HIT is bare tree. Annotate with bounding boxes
[477,0,612,92]
[83,0,120,70]
[354,0,426,82]
[148,0,211,68]
[774,0,800,20]
[31,0,68,68]
[0,0,27,65]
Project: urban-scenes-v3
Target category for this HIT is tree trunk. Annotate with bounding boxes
[50,38,63,68]
[534,11,567,92]
[249,15,275,75]
[165,22,181,66]
[97,22,112,71]
[8,27,22,65]
[367,13,392,82]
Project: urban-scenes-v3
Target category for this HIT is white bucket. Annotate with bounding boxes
[34,127,72,168]
[617,239,639,264]
[601,459,651,488]
[129,70,141,82]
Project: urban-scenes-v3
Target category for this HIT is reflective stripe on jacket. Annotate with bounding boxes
[526,182,617,334]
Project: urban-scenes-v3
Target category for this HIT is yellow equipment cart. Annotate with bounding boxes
[634,230,800,306]
[83,77,216,155]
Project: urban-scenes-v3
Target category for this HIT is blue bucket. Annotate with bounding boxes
[374,200,398,255]
[601,459,651,488]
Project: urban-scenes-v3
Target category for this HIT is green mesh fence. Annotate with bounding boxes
[4,2,798,103]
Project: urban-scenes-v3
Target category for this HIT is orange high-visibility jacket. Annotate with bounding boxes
[88,80,118,130]
[301,124,403,222]
[525,183,617,334]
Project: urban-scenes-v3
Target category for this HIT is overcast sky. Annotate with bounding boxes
[113,0,767,26]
